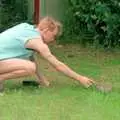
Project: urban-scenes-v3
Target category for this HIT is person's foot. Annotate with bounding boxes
[38,79,50,87]
[0,81,4,92]
[22,79,50,87]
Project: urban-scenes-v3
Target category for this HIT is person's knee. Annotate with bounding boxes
[25,62,36,75]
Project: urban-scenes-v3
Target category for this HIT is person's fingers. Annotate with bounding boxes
[84,81,91,87]
[87,83,92,87]
[89,79,95,84]
[86,79,94,87]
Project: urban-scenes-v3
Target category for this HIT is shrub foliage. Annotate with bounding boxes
[63,0,120,47]
[0,0,28,32]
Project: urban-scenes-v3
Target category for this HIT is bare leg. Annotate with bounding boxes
[0,58,49,89]
[0,59,36,81]
[0,69,34,81]
[35,70,50,86]
[0,58,36,91]
[29,55,50,86]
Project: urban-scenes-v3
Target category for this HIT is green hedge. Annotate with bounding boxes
[0,0,28,32]
[62,0,120,48]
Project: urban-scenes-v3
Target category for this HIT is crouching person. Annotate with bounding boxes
[0,17,94,92]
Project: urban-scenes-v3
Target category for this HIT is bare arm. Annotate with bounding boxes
[25,38,94,87]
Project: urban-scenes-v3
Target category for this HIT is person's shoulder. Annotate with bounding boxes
[25,37,47,51]
[15,22,31,28]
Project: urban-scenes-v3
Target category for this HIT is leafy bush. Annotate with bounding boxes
[0,0,28,32]
[63,0,120,47]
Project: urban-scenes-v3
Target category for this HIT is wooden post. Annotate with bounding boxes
[34,0,40,24]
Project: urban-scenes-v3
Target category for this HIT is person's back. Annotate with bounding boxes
[0,23,40,60]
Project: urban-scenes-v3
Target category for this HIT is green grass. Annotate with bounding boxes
[0,44,120,120]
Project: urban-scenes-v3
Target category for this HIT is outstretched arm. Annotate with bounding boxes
[39,46,94,87]
[26,38,94,87]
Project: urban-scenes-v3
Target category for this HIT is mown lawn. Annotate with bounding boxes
[0,44,120,120]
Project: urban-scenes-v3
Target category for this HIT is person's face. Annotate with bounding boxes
[42,28,58,44]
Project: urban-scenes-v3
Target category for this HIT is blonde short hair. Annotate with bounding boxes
[38,16,62,36]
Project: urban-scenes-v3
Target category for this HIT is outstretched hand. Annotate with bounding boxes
[78,76,95,88]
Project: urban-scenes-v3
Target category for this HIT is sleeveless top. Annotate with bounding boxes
[0,23,41,60]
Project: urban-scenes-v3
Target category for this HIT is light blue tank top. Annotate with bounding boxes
[0,23,40,60]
